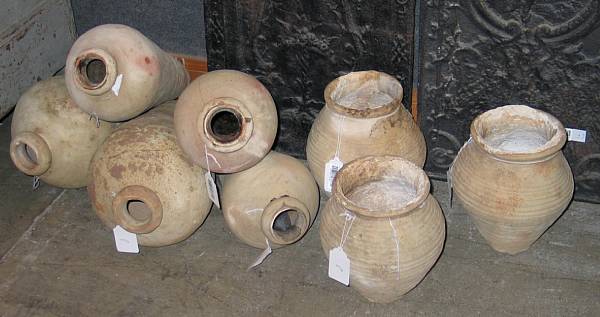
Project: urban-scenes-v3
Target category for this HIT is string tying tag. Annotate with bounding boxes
[328,211,355,285]
[204,145,220,209]
[388,218,400,280]
[32,176,40,190]
[324,115,345,193]
[89,112,100,128]
[338,211,356,249]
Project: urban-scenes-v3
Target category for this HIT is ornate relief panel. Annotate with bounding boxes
[418,0,600,202]
[205,0,415,157]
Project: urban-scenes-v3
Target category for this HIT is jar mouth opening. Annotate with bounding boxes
[324,71,403,118]
[72,48,118,96]
[270,208,307,244]
[333,156,430,218]
[471,105,566,162]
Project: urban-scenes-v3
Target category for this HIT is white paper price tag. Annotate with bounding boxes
[324,157,343,193]
[566,128,587,143]
[328,247,350,285]
[113,225,139,253]
[111,74,123,96]
[205,171,220,209]
[248,239,272,270]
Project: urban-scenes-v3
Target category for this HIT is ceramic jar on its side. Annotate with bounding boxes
[451,105,574,254]
[306,71,426,193]
[320,156,445,303]
[175,70,277,173]
[10,76,112,188]
[220,151,319,249]
[89,102,212,247]
[65,24,189,122]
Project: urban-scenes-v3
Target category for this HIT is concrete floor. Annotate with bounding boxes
[0,120,599,316]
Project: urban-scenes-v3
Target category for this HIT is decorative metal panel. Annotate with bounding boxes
[205,0,416,157]
[418,0,600,202]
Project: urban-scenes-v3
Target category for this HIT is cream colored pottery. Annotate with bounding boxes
[306,70,426,192]
[320,156,445,303]
[10,76,112,188]
[451,105,574,254]
[65,24,189,122]
[220,151,319,249]
[174,69,277,173]
[88,102,212,247]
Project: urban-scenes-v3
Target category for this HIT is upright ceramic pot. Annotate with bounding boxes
[451,105,574,254]
[10,76,112,188]
[88,102,212,247]
[65,24,189,122]
[175,70,278,173]
[220,151,319,249]
[307,71,426,192]
[320,156,445,303]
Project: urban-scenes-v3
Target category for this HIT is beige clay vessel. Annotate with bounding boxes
[320,156,445,303]
[65,24,189,122]
[175,70,277,173]
[10,76,112,188]
[306,71,426,192]
[451,105,574,254]
[88,102,212,247]
[220,151,319,249]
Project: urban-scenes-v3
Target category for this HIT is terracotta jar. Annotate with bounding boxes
[88,102,212,247]
[320,156,445,303]
[220,151,319,249]
[175,70,277,173]
[306,71,426,192]
[10,76,112,188]
[451,105,574,254]
[65,24,189,122]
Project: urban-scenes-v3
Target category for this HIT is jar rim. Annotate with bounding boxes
[332,155,430,218]
[470,105,566,163]
[324,71,404,118]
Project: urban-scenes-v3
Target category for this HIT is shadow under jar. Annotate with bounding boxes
[451,105,574,255]
[306,70,426,194]
[320,156,445,303]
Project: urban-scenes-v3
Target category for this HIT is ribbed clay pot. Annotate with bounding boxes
[10,76,112,188]
[88,102,212,247]
[174,70,277,173]
[307,71,426,192]
[451,105,574,254]
[320,156,445,303]
[220,151,319,249]
[65,24,189,122]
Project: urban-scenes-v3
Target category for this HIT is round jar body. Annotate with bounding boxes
[452,105,574,254]
[307,71,426,192]
[319,156,445,303]
[175,70,278,173]
[10,76,112,188]
[220,151,319,249]
[65,24,189,122]
[88,102,212,247]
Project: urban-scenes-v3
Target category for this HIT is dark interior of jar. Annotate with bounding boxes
[272,209,305,242]
[77,57,107,88]
[208,109,242,143]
